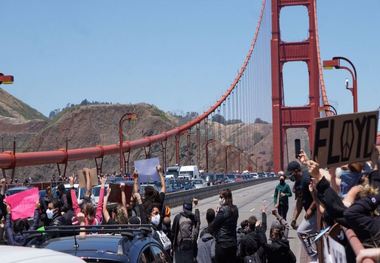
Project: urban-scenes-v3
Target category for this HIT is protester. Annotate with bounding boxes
[172,198,200,263]
[208,189,239,263]
[70,175,106,226]
[45,198,68,226]
[344,186,380,247]
[102,185,128,224]
[5,203,40,246]
[197,208,216,263]
[239,207,267,263]
[56,182,73,223]
[264,209,296,263]
[286,161,303,229]
[132,165,166,224]
[273,173,292,220]
[162,206,173,242]
[288,154,318,262]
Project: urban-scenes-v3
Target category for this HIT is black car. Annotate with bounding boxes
[33,225,171,263]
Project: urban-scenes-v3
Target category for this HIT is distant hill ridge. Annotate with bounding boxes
[0,91,309,181]
[0,88,47,121]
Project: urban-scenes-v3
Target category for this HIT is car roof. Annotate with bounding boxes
[44,234,123,254]
[43,233,161,262]
[0,245,85,263]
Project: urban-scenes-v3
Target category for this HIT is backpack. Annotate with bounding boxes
[177,215,194,250]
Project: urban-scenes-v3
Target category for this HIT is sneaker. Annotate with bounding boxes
[291,220,298,230]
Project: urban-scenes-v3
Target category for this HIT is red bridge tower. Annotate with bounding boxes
[271,0,321,172]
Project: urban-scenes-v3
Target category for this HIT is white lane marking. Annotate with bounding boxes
[249,207,255,212]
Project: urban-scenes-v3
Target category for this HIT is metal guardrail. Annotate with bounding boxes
[343,227,375,263]
[164,177,276,207]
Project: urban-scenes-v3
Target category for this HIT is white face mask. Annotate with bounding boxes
[219,197,225,206]
[151,214,161,226]
[46,209,55,219]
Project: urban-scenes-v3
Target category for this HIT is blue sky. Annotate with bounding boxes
[0,1,379,120]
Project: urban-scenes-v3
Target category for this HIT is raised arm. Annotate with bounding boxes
[103,187,111,223]
[0,178,6,195]
[120,183,127,208]
[133,170,139,194]
[69,176,80,215]
[95,176,106,224]
[157,165,166,193]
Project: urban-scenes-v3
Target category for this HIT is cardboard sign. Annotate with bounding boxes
[134,157,160,183]
[78,168,98,188]
[328,236,347,263]
[5,187,39,220]
[108,183,133,204]
[313,111,379,168]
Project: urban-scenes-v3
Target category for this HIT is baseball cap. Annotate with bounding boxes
[286,161,301,176]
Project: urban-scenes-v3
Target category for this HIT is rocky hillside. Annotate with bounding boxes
[0,88,46,121]
[0,92,309,181]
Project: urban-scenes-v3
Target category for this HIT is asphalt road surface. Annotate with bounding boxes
[171,180,306,262]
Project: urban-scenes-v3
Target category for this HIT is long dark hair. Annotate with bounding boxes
[220,188,233,206]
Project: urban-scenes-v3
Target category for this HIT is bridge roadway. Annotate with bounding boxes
[171,180,305,262]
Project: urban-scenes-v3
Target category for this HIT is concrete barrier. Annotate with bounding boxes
[165,177,276,207]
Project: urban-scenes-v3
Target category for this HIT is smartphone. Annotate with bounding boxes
[295,139,301,159]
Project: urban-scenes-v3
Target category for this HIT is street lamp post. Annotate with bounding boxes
[205,139,215,173]
[323,56,358,112]
[224,145,233,174]
[119,113,137,176]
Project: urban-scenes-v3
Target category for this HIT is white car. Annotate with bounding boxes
[191,178,207,189]
[0,246,85,263]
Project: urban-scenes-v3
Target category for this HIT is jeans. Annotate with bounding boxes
[297,211,318,261]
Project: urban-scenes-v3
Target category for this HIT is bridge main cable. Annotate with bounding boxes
[0,0,268,169]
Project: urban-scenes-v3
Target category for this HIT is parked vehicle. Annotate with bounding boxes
[38,225,172,263]
[0,246,85,263]
[5,186,31,196]
[165,165,180,179]
[250,173,259,179]
[179,165,200,179]
[191,178,207,189]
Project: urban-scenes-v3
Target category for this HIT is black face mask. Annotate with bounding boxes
[280,179,285,184]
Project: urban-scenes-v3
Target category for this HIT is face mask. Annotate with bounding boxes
[46,209,55,219]
[219,197,225,206]
[151,214,161,226]
[280,179,285,184]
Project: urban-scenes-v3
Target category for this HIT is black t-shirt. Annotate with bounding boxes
[300,171,313,211]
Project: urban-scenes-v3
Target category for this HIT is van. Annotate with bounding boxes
[165,165,180,179]
[179,165,200,179]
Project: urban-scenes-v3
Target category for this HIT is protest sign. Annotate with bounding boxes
[108,183,133,204]
[313,111,378,168]
[134,157,160,183]
[328,236,347,263]
[5,187,39,220]
[78,168,98,188]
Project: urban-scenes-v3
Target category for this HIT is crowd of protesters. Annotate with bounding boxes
[0,144,379,263]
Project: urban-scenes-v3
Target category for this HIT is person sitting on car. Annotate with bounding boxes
[70,175,106,226]
[102,184,128,225]
[132,165,166,223]
[45,198,68,227]
[5,202,40,246]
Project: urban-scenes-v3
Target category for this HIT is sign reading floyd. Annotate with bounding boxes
[313,111,379,168]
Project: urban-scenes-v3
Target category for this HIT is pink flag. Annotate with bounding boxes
[5,187,39,220]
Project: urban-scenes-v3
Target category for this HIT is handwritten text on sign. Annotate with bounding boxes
[313,111,378,168]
